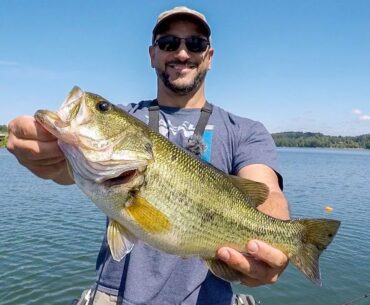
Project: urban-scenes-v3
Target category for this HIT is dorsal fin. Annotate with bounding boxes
[229,176,269,208]
[61,86,83,108]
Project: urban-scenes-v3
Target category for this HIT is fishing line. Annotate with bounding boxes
[254,293,369,305]
[88,246,111,305]
[340,292,370,305]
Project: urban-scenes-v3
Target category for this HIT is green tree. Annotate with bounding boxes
[0,125,8,133]
[272,132,370,149]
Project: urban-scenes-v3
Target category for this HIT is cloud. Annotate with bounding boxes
[359,115,370,121]
[352,109,370,121]
[0,60,74,81]
[353,109,362,115]
[0,60,20,66]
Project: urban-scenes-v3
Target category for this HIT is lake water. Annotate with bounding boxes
[1,148,369,305]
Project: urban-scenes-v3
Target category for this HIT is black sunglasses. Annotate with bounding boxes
[154,35,210,53]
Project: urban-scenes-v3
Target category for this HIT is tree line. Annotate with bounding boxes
[0,124,7,133]
[1,126,370,149]
[0,125,8,147]
[272,132,370,149]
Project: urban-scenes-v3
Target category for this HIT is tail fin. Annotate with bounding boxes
[290,219,340,286]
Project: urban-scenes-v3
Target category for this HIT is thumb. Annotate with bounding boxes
[247,240,288,269]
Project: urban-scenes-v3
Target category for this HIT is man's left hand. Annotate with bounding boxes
[216,240,288,287]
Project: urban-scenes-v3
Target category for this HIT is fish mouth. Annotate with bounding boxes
[34,86,84,137]
[103,168,140,187]
[34,110,67,136]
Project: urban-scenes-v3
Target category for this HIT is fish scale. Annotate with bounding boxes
[140,131,305,256]
[34,87,341,285]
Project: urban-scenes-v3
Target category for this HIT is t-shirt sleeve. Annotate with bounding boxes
[117,101,151,124]
[117,103,135,112]
[233,120,283,189]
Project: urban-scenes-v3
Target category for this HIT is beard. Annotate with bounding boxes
[156,62,208,96]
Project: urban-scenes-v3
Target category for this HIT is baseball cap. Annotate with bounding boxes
[152,6,211,42]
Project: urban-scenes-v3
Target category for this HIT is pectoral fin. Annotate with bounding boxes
[126,196,171,234]
[107,219,136,261]
[229,175,269,208]
[205,258,243,282]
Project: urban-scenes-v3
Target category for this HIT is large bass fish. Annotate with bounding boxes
[35,87,340,285]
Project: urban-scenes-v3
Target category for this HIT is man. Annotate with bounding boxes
[7,6,289,305]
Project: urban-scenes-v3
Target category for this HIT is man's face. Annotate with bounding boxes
[149,20,214,95]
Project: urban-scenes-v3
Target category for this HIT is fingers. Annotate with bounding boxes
[8,115,55,141]
[19,155,66,167]
[6,115,73,184]
[246,240,288,270]
[7,115,63,161]
[27,159,69,180]
[8,135,63,161]
[217,247,271,284]
[216,240,288,287]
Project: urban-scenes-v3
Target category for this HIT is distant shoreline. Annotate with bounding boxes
[0,124,8,148]
[1,127,369,150]
[0,131,7,148]
[272,132,370,150]
[276,146,369,152]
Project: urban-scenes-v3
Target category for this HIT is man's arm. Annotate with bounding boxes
[7,116,74,185]
[240,164,289,220]
[216,164,290,287]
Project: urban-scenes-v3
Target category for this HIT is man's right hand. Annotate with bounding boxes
[7,115,74,185]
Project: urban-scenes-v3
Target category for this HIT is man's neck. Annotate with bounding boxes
[156,84,206,109]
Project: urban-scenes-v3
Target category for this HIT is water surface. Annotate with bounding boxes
[1,148,369,305]
[235,148,370,305]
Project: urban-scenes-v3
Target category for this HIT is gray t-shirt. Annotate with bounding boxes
[95,101,282,305]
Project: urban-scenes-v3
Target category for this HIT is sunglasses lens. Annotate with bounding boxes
[156,36,180,51]
[186,37,209,52]
[155,35,209,53]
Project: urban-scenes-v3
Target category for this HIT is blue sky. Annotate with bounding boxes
[1,0,370,135]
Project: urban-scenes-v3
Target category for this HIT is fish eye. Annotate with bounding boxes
[96,101,111,112]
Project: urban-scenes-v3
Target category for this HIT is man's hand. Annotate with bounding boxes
[218,164,289,286]
[216,240,288,287]
[7,115,74,185]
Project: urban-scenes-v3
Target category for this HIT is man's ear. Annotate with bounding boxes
[207,48,214,70]
[149,46,155,68]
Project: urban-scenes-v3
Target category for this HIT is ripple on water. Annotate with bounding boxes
[1,148,370,305]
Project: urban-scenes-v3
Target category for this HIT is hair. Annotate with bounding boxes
[152,14,210,44]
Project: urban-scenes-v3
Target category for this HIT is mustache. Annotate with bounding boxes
[165,60,198,67]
